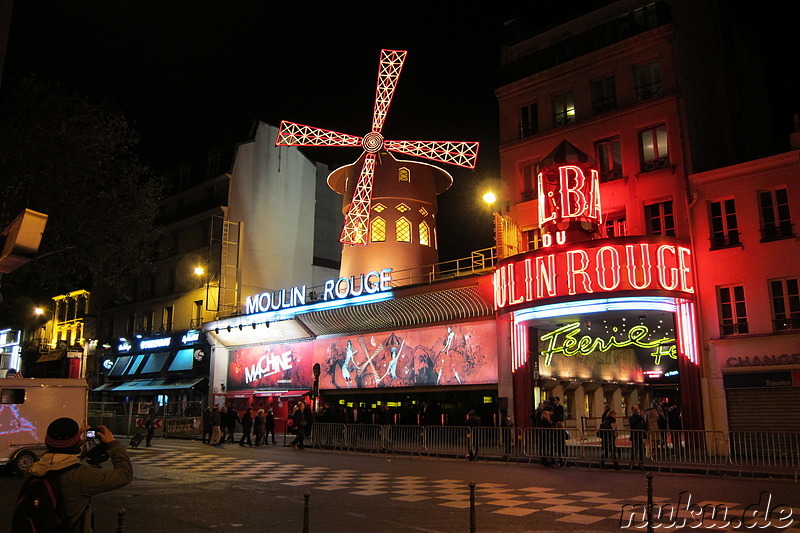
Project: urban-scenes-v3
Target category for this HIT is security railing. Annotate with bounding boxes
[306,424,800,477]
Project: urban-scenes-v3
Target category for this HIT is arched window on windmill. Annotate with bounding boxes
[419,221,430,246]
[398,167,410,182]
[396,217,412,243]
[371,217,386,242]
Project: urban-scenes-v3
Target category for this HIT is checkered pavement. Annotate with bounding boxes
[127,443,800,531]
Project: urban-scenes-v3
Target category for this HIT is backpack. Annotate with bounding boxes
[12,464,80,533]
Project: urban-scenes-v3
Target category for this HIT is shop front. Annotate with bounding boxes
[496,236,701,430]
[205,271,500,429]
[92,329,210,411]
[713,334,800,432]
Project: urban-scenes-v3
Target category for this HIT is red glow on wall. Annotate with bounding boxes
[495,237,695,310]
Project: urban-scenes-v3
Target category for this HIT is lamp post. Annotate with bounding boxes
[193,265,219,314]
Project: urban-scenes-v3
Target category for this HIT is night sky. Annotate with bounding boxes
[4,1,798,262]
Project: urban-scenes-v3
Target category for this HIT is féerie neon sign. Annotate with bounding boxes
[495,238,694,310]
[540,322,676,366]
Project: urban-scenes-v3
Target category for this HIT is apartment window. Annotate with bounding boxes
[639,124,669,172]
[519,102,538,138]
[398,167,410,182]
[634,61,662,102]
[595,137,622,182]
[419,222,430,246]
[206,151,220,178]
[126,314,135,337]
[770,278,800,332]
[395,217,412,243]
[553,91,575,127]
[645,200,675,236]
[370,217,386,242]
[142,311,154,334]
[718,285,748,336]
[759,188,794,241]
[709,199,740,249]
[191,300,203,329]
[524,228,542,251]
[521,161,540,201]
[162,306,174,333]
[603,213,627,238]
[591,75,617,115]
[178,164,191,189]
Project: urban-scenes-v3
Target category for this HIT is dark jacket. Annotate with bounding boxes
[227,409,239,431]
[25,441,133,533]
[241,410,253,428]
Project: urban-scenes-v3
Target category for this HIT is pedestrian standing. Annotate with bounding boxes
[599,409,620,469]
[254,409,266,446]
[144,407,155,447]
[303,403,314,440]
[202,407,213,444]
[538,409,555,466]
[239,408,253,446]
[500,408,514,456]
[226,406,239,444]
[210,405,223,447]
[465,410,482,461]
[629,405,647,467]
[219,406,228,443]
[265,408,277,444]
[290,403,306,450]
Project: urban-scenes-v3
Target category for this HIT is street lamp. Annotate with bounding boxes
[193,264,219,313]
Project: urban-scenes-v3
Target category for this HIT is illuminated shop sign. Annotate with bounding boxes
[726,353,800,367]
[140,337,171,350]
[181,330,200,344]
[538,165,601,227]
[228,342,314,391]
[495,238,694,310]
[118,341,132,353]
[540,322,676,367]
[245,268,392,315]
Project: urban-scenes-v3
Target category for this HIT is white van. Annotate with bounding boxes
[0,378,88,473]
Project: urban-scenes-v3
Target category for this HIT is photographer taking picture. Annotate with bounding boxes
[12,418,133,533]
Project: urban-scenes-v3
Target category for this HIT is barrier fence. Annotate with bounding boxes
[307,423,800,477]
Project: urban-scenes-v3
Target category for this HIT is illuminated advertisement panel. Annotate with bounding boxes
[495,236,694,312]
[317,321,498,390]
[227,341,314,391]
[537,317,679,383]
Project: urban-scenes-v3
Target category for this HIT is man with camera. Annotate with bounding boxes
[14,417,133,533]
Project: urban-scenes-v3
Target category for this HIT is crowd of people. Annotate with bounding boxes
[201,404,280,447]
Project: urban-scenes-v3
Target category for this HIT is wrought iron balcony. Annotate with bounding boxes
[720,322,749,336]
[774,317,800,332]
[709,231,741,249]
[760,221,794,242]
[640,157,670,173]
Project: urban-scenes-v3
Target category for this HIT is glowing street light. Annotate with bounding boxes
[194,266,205,277]
[482,191,497,206]
[34,307,45,316]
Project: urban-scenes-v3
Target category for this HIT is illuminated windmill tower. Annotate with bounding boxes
[276,49,479,285]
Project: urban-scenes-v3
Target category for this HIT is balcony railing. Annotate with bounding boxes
[774,317,800,332]
[760,222,794,242]
[189,317,203,329]
[635,82,663,102]
[591,96,617,115]
[553,112,576,128]
[640,156,670,173]
[599,169,623,182]
[720,322,749,336]
[710,231,741,249]
[519,121,537,139]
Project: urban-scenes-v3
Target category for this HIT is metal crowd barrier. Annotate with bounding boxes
[307,423,800,477]
[345,424,383,453]
[310,422,347,451]
[520,427,583,464]
[729,431,800,473]
[423,425,471,458]
[384,425,425,456]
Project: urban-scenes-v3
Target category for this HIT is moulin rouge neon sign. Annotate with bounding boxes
[495,238,694,310]
[539,165,601,226]
[540,322,677,367]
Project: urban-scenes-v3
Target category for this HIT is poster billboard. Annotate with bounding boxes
[317,321,498,390]
[227,341,314,391]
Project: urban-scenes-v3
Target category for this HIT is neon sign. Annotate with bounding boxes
[540,322,676,367]
[245,268,392,315]
[538,165,601,227]
[140,337,171,350]
[181,331,200,344]
[495,238,694,310]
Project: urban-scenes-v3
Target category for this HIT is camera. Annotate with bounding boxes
[85,427,101,439]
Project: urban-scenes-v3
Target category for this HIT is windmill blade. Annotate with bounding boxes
[384,139,480,169]
[371,50,407,133]
[275,121,362,148]
[340,153,377,246]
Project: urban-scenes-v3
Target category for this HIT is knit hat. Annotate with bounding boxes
[45,417,82,454]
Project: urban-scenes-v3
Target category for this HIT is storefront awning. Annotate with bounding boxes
[94,377,206,393]
[36,349,66,363]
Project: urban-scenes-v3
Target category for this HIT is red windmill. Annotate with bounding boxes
[275,49,479,247]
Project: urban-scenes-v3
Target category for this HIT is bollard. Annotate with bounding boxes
[469,481,476,533]
[646,472,654,533]
[302,490,311,533]
[116,508,126,533]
